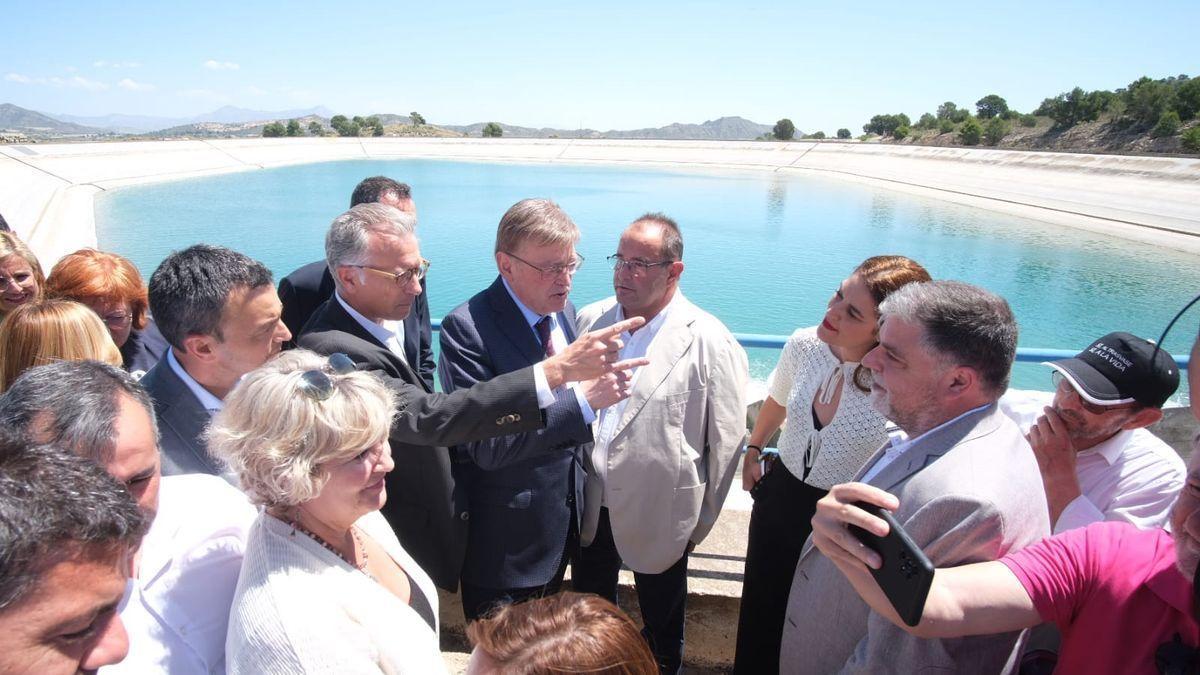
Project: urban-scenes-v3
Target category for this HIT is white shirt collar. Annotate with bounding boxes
[1081,428,1135,465]
[616,291,679,339]
[166,349,224,413]
[335,292,399,346]
[501,277,554,329]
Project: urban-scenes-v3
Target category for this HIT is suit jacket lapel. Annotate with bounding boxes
[323,298,431,392]
[486,276,546,365]
[157,362,218,471]
[609,298,697,443]
[867,404,1001,491]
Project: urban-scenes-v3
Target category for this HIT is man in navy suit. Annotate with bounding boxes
[440,198,629,619]
[278,176,434,388]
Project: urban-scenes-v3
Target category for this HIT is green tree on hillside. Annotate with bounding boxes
[262,122,285,137]
[308,121,323,136]
[975,95,1009,120]
[1036,87,1112,128]
[863,113,911,137]
[983,117,1010,145]
[1182,127,1200,152]
[364,116,384,136]
[959,117,982,145]
[836,128,851,139]
[331,115,361,137]
[892,125,910,140]
[1151,111,1181,138]
[1176,78,1200,119]
[916,113,937,129]
[773,118,795,140]
[936,101,958,120]
[938,118,955,133]
[482,122,503,138]
[410,111,426,125]
[285,119,302,137]
[1123,77,1176,127]
[806,131,826,139]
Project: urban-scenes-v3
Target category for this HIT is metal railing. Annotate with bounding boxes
[431,321,1191,368]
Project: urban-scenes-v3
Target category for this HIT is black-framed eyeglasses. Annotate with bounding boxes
[504,251,584,278]
[297,353,357,401]
[607,254,675,273]
[349,259,430,286]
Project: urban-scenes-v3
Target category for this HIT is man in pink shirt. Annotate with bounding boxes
[808,434,1200,674]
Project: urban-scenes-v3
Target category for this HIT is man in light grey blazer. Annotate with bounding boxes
[779,280,1050,674]
[574,213,749,674]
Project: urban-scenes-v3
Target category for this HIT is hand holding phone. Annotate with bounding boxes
[847,501,935,627]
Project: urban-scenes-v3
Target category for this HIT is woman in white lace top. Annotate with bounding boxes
[732,255,930,674]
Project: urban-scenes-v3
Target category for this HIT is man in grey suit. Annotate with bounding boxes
[779,280,1050,673]
[573,213,749,674]
[140,245,291,482]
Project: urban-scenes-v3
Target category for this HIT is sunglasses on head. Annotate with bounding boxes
[297,353,357,401]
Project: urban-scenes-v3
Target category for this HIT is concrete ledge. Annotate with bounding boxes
[2,138,1198,268]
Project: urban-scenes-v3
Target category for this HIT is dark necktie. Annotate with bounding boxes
[535,315,557,357]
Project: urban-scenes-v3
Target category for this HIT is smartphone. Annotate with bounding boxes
[847,501,935,627]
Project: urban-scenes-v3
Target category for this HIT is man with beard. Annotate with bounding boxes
[1002,332,1184,533]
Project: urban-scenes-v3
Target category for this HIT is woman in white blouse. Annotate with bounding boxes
[208,349,444,674]
[731,255,930,674]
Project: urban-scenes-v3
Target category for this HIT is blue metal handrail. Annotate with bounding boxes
[432,321,1191,368]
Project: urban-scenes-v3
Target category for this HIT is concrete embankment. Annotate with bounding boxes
[1,137,1198,266]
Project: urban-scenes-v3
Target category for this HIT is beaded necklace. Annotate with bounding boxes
[285,516,373,579]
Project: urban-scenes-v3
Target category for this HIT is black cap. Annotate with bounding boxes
[1046,332,1180,409]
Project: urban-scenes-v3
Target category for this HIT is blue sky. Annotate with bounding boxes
[3,0,1197,132]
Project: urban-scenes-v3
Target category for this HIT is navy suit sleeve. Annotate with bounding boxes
[438,311,592,471]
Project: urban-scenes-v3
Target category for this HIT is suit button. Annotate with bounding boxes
[459,511,470,521]
[566,496,575,506]
[495,417,505,425]
[512,413,521,422]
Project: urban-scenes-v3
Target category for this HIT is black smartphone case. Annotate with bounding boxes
[848,501,935,627]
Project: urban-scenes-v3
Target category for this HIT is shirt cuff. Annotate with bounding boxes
[571,384,597,424]
[532,363,555,409]
[1053,495,1105,534]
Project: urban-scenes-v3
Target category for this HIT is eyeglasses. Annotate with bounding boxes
[101,311,133,329]
[1051,371,1139,416]
[0,271,34,288]
[297,353,357,401]
[349,259,430,286]
[607,254,675,273]
[505,252,584,278]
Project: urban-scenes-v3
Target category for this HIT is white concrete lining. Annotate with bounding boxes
[1,137,1197,266]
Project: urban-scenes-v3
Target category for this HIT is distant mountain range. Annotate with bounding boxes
[0,102,774,141]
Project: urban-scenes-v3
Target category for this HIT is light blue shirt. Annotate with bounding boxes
[860,404,992,483]
[166,349,224,414]
[500,278,596,422]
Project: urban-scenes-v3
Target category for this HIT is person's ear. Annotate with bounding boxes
[667,260,684,282]
[181,333,218,363]
[334,265,362,293]
[496,252,515,281]
[1123,406,1163,431]
[944,365,976,397]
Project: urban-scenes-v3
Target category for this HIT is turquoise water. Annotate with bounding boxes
[95,159,1200,393]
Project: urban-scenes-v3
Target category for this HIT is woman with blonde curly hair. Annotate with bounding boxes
[466,591,657,675]
[208,349,443,674]
[46,248,168,377]
[0,231,45,319]
[0,299,121,391]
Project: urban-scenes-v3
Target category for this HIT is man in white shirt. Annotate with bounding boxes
[0,360,256,674]
[779,281,1050,673]
[1001,331,1184,534]
[139,245,292,481]
[572,213,749,674]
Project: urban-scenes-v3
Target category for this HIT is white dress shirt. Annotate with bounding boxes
[1000,389,1185,533]
[499,278,595,419]
[591,295,676,504]
[103,474,257,674]
[860,404,991,484]
[335,292,406,359]
[166,349,223,414]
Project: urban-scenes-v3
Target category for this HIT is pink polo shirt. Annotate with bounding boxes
[1001,522,1199,675]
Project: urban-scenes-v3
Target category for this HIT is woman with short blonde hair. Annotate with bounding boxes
[209,349,444,673]
[0,231,45,319]
[0,299,121,391]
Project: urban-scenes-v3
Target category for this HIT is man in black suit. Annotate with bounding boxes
[278,176,435,387]
[298,203,643,591]
[440,198,624,619]
[140,245,292,482]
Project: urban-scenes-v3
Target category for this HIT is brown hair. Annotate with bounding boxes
[0,231,45,311]
[466,592,658,675]
[46,248,150,330]
[851,255,932,391]
[494,199,580,255]
[0,300,121,392]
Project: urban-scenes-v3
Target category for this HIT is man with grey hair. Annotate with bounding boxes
[0,432,147,673]
[779,280,1051,673]
[140,244,292,480]
[300,202,645,591]
[278,176,434,387]
[440,198,640,618]
[0,361,256,674]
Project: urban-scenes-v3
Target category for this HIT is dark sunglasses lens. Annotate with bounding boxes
[299,370,335,400]
[328,353,357,374]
